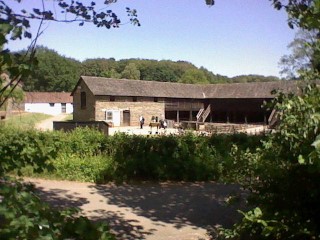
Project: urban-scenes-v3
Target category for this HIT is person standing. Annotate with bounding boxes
[139,115,145,129]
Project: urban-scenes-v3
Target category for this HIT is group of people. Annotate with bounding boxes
[139,115,167,130]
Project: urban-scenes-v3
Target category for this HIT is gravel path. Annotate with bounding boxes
[35,114,69,131]
[24,178,244,240]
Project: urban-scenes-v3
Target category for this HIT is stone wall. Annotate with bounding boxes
[96,96,165,126]
[73,81,96,121]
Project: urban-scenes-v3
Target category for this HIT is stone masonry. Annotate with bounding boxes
[95,96,165,126]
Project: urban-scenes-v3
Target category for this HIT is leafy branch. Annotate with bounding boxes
[0,0,140,108]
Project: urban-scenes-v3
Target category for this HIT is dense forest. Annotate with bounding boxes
[20,46,280,92]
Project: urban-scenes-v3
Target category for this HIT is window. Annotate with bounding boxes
[61,103,66,113]
[154,97,158,102]
[49,103,55,107]
[110,96,115,102]
[133,96,137,102]
[80,92,86,109]
[106,111,113,121]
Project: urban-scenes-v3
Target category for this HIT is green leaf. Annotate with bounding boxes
[0,23,13,34]
[254,207,262,217]
[298,155,305,164]
[311,135,320,149]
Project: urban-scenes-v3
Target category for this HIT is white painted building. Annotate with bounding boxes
[24,92,73,115]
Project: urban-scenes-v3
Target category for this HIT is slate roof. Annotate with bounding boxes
[24,92,72,103]
[204,81,300,98]
[76,76,303,99]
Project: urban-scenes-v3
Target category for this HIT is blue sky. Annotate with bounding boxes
[7,0,296,77]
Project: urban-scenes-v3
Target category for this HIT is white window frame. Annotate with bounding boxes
[106,111,113,121]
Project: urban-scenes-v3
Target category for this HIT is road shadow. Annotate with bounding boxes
[26,180,154,239]
[89,209,157,240]
[91,182,245,230]
[34,187,90,210]
[27,180,246,239]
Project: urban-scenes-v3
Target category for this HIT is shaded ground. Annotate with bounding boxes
[24,178,246,240]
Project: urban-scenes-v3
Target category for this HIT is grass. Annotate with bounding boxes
[62,114,73,121]
[2,112,52,128]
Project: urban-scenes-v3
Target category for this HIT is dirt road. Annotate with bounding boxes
[35,114,69,131]
[25,178,244,240]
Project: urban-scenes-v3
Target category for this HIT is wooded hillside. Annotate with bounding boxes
[18,46,280,92]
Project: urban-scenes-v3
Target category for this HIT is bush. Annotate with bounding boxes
[59,127,107,156]
[0,127,61,176]
[53,153,112,183]
[1,126,264,183]
[105,132,234,182]
[0,127,115,239]
[217,84,320,239]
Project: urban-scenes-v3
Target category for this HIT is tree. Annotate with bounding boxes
[206,1,320,31]
[178,69,209,84]
[0,1,139,238]
[231,74,279,83]
[272,1,320,79]
[199,67,230,84]
[205,1,320,239]
[0,74,24,114]
[121,62,141,79]
[82,58,117,77]
[0,0,140,107]
[217,84,320,239]
[138,60,180,82]
[21,46,82,92]
[279,29,319,79]
[104,68,122,79]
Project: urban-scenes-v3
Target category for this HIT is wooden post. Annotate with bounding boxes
[177,110,180,122]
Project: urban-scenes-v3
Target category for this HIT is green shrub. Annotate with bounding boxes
[104,132,226,182]
[59,127,107,156]
[217,84,320,239]
[0,127,61,176]
[53,153,112,183]
[1,124,265,183]
[1,125,264,183]
[0,127,115,239]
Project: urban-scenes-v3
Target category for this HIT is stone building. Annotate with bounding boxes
[71,76,299,127]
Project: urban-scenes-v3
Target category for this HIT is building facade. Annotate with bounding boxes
[24,92,73,115]
[72,76,300,127]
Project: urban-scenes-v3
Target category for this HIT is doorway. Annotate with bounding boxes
[123,110,130,126]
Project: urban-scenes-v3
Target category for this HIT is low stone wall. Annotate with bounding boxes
[53,121,109,135]
[204,123,267,134]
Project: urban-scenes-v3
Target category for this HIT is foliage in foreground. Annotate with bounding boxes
[0,126,264,182]
[217,83,320,239]
[0,178,114,240]
[0,125,263,239]
[0,127,115,239]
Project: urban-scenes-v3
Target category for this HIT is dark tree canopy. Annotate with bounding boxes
[21,46,81,92]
